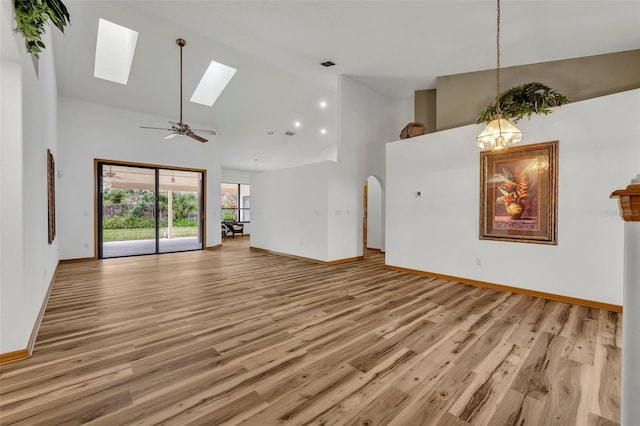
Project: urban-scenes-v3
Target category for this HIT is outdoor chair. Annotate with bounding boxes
[223,220,244,238]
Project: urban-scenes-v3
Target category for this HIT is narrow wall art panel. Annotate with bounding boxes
[47,149,56,244]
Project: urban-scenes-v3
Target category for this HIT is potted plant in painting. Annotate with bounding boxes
[495,164,537,219]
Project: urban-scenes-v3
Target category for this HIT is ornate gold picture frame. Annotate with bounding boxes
[480,140,558,244]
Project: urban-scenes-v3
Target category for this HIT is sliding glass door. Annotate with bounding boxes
[98,162,204,259]
[158,168,204,253]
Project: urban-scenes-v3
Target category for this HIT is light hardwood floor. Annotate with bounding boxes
[0,238,621,425]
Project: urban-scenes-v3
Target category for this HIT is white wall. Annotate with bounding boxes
[387,96,415,141]
[386,89,640,305]
[0,58,27,353]
[251,76,399,262]
[222,168,253,184]
[21,30,60,350]
[338,76,397,183]
[0,0,20,63]
[1,14,60,353]
[367,176,383,250]
[250,161,331,260]
[326,76,397,260]
[57,97,222,259]
[326,165,362,260]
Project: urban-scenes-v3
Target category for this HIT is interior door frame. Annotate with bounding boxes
[94,158,207,259]
[363,180,368,252]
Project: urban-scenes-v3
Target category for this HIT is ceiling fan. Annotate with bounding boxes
[140,38,216,143]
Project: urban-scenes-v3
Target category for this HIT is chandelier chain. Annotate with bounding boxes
[496,0,501,116]
[476,0,523,151]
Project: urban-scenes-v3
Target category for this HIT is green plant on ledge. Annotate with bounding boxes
[477,82,569,124]
[14,0,70,58]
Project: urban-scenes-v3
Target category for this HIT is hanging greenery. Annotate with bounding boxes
[477,82,569,124]
[14,0,70,57]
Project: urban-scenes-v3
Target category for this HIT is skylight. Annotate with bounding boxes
[190,60,237,107]
[94,19,138,85]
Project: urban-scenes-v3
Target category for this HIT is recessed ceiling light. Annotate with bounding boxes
[319,101,327,108]
[294,121,301,128]
[94,18,138,85]
[190,60,237,107]
[320,128,327,134]
[320,61,336,67]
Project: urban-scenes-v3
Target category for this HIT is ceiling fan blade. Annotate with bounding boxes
[140,126,174,131]
[186,132,208,143]
[164,133,178,139]
[190,128,217,135]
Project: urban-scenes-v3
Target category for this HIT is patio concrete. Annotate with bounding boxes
[102,236,202,258]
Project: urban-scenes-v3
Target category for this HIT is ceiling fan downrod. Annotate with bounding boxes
[176,38,186,126]
[139,37,215,142]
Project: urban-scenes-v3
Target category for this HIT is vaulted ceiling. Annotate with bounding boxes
[52,1,640,172]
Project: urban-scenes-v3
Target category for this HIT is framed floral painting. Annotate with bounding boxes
[480,140,558,244]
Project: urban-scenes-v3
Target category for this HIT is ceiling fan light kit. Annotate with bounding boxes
[140,38,217,143]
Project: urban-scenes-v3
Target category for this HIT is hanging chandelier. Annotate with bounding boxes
[476,0,523,151]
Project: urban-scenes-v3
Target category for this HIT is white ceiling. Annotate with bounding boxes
[52,1,640,172]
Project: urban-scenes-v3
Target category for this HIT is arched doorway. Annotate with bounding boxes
[363,176,384,254]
